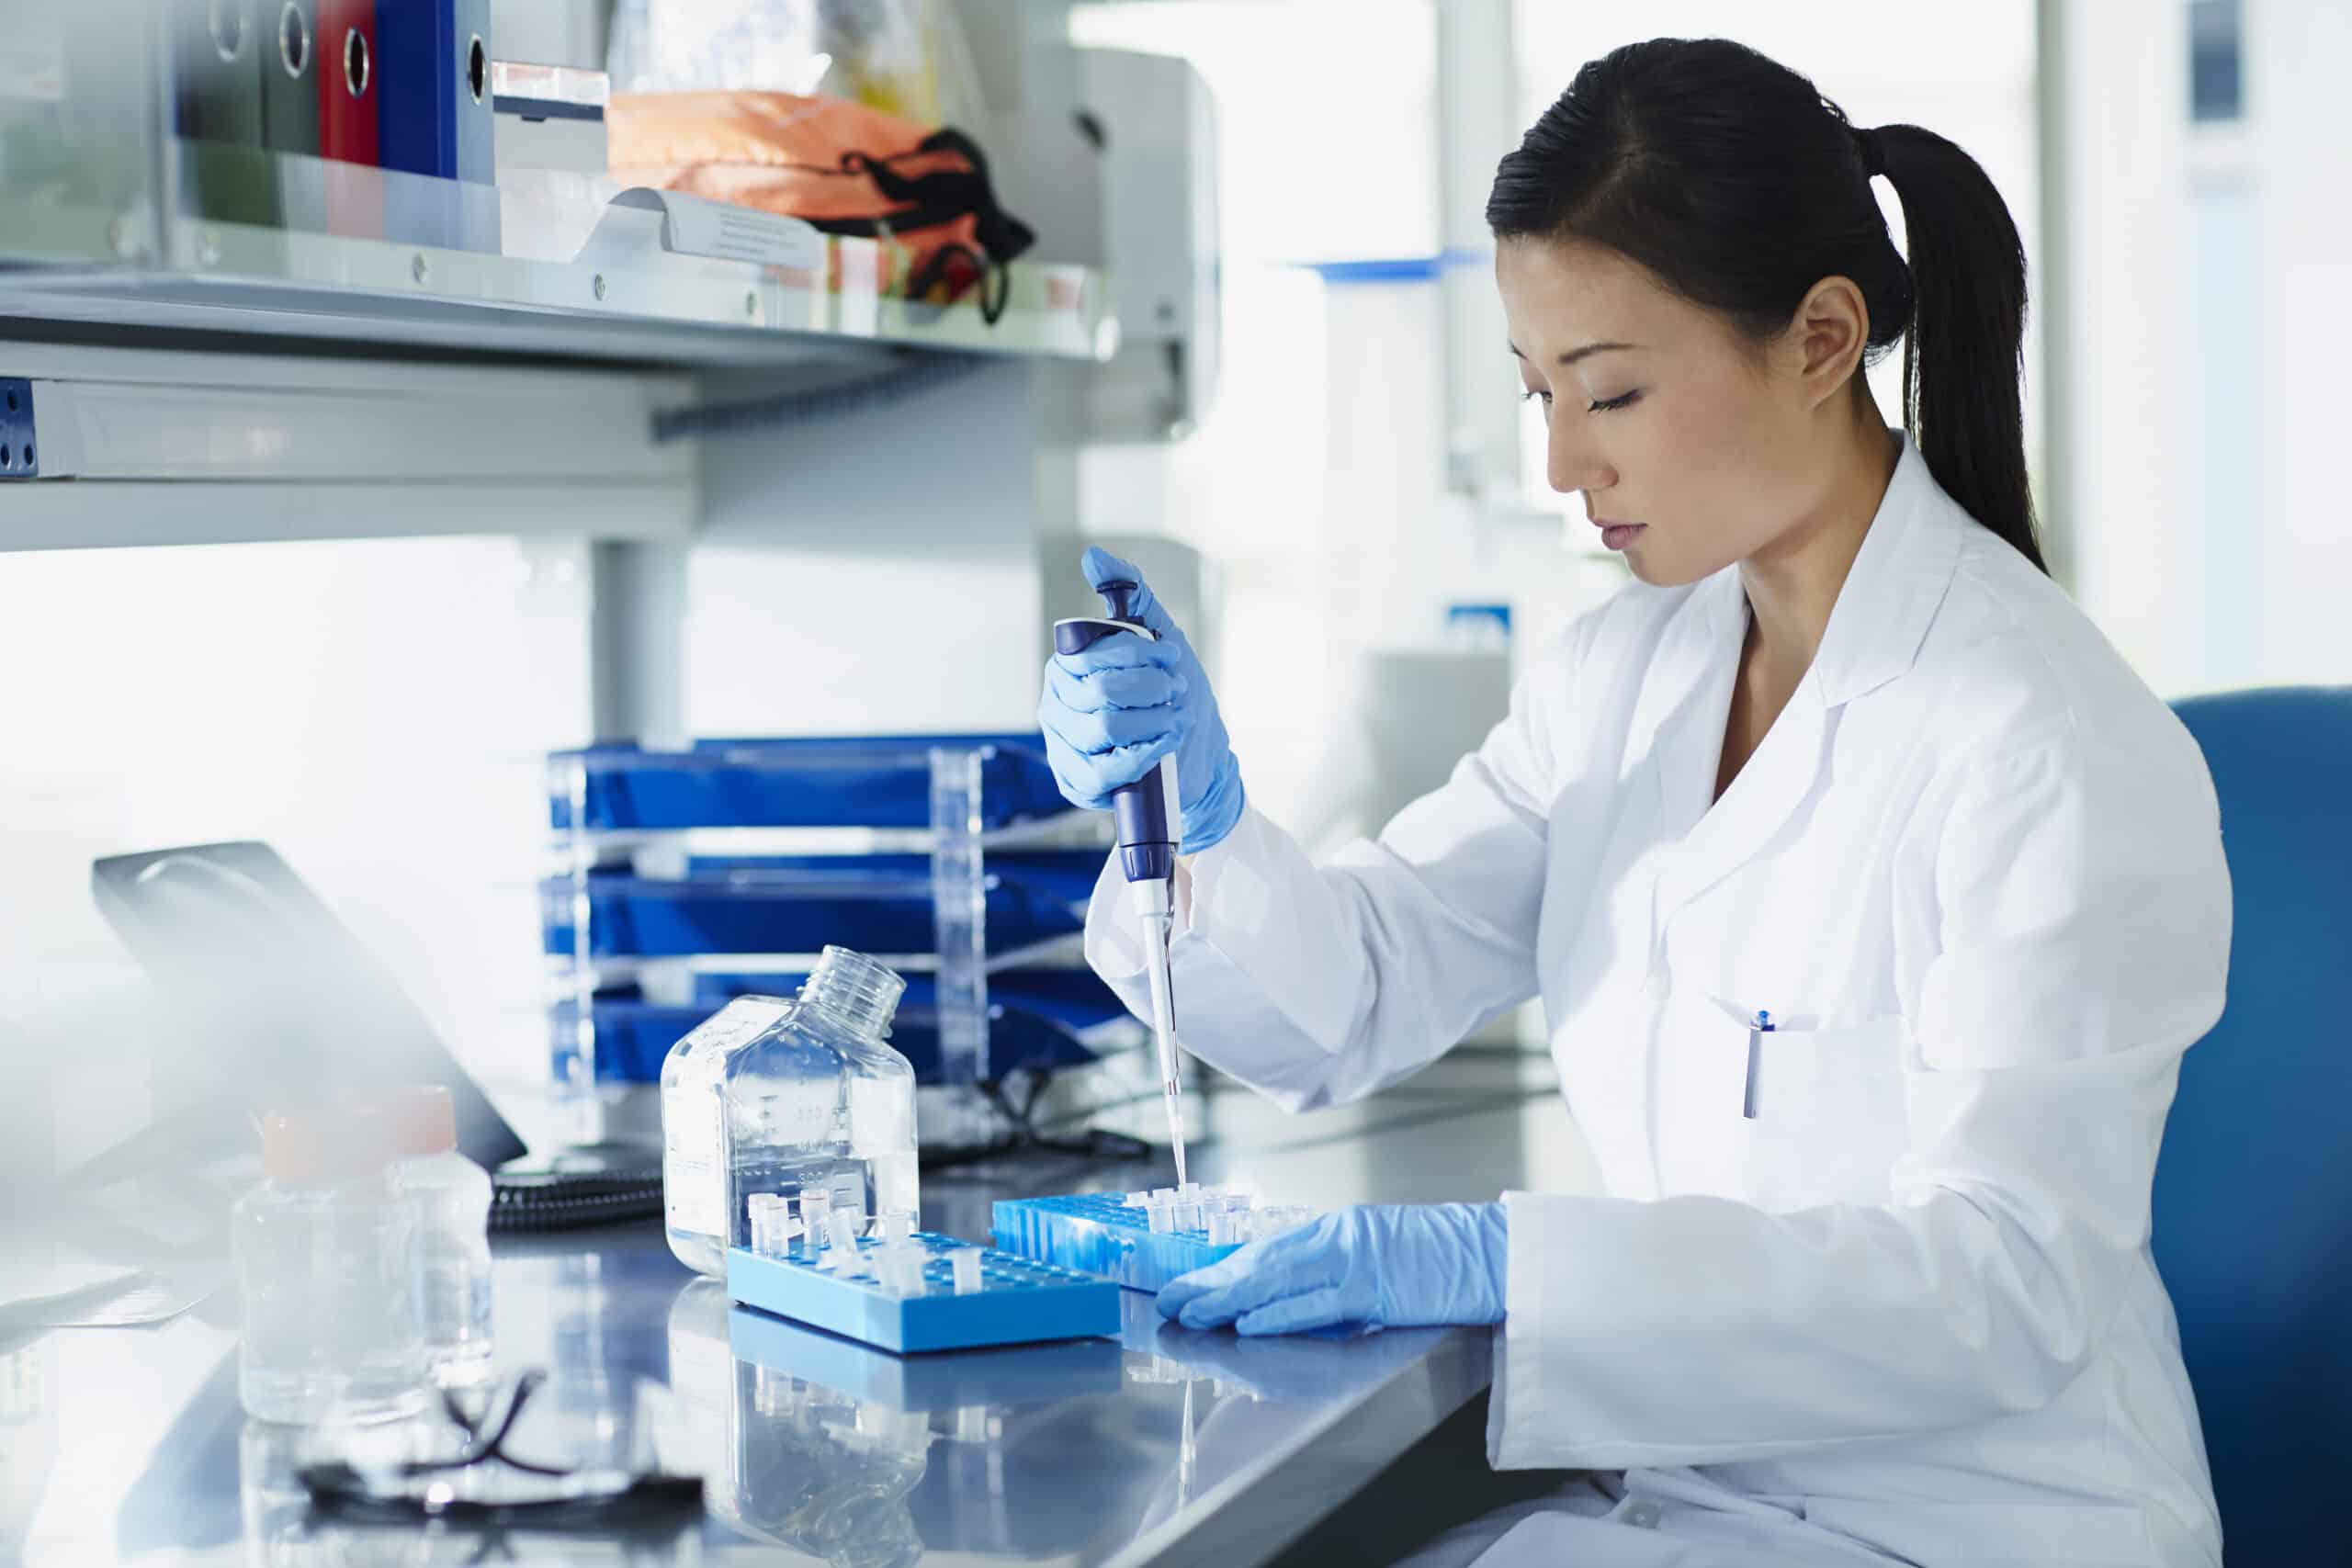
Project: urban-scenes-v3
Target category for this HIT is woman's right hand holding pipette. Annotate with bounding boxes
[1037,547,1246,854]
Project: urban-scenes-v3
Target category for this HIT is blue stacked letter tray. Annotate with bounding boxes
[556,989,1099,1086]
[725,1234,1119,1354]
[991,1194,1243,1294]
[548,734,1070,832]
[539,867,1083,958]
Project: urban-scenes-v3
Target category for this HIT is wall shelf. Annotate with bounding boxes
[0,183,1118,372]
[0,1,1119,377]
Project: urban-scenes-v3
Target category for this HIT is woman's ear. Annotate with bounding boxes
[1788,276,1871,410]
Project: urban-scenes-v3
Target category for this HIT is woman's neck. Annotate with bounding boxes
[1736,415,1904,680]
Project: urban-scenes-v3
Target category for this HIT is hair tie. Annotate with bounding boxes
[1856,126,1886,178]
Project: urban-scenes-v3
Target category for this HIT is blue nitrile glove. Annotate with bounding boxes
[1156,1203,1509,1336]
[1037,547,1246,854]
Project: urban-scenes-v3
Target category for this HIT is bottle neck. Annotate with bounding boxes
[798,949,904,1042]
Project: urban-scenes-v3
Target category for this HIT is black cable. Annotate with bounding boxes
[488,1177,665,1234]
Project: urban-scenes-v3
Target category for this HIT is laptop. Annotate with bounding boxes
[75,840,659,1250]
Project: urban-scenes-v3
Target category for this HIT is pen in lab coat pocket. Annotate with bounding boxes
[1743,1010,1772,1120]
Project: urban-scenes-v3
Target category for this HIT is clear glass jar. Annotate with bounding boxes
[663,995,796,1276]
[386,1086,495,1387]
[722,948,914,1258]
[232,1105,424,1426]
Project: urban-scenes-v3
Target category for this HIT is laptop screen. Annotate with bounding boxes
[89,840,528,1173]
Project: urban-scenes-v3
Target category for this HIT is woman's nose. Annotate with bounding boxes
[1545,421,1614,497]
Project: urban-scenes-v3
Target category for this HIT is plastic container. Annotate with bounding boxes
[232,1104,425,1425]
[662,995,797,1276]
[386,1086,495,1387]
[721,948,916,1266]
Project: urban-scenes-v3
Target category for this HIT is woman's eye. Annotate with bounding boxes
[1588,389,1642,413]
[1520,389,1552,407]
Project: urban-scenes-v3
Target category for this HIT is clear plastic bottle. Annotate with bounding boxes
[387,1086,494,1387]
[232,1104,424,1425]
[722,948,915,1258]
[663,995,796,1276]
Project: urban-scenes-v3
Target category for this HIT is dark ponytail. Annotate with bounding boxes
[1487,39,2044,573]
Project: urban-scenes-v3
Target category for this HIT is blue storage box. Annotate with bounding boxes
[684,850,1106,907]
[547,735,1068,832]
[539,865,1083,959]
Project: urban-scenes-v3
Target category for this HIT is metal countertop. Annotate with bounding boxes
[6,1052,1581,1567]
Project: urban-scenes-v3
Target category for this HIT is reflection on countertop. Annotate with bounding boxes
[10,1054,1562,1566]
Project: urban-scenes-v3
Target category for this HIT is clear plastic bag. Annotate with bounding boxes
[609,0,824,96]
[607,0,979,126]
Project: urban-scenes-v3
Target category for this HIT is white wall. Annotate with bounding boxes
[2244,0,2352,687]
[2044,0,2199,693]
[2186,162,2264,687]
[1069,0,1456,845]
[0,534,593,1097]
[683,360,1051,737]
[2045,0,2348,696]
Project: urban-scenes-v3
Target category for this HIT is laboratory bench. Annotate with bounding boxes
[4,1051,1589,1567]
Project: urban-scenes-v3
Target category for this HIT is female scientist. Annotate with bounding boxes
[1036,37,2231,1568]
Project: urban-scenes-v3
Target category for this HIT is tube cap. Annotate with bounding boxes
[382,1084,458,1159]
[258,1102,397,1186]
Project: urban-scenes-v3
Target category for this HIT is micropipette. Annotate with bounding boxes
[1054,580,1190,1186]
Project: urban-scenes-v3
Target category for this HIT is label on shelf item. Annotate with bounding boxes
[655,191,823,271]
[594,187,825,273]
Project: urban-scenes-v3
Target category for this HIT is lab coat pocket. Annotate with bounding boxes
[1740,1012,1912,1213]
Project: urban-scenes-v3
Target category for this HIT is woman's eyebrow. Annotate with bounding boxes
[1508,341,1642,367]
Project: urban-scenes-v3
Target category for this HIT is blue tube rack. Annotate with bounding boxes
[725,1234,1120,1354]
[990,1194,1244,1294]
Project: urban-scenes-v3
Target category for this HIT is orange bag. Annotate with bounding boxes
[607,92,1036,321]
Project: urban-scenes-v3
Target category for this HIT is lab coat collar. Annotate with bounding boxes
[1651,433,1962,927]
[1794,431,1962,711]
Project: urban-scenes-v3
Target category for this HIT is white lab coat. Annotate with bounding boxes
[1084,435,2232,1568]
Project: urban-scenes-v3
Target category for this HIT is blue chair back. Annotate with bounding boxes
[2158,688,2352,1565]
